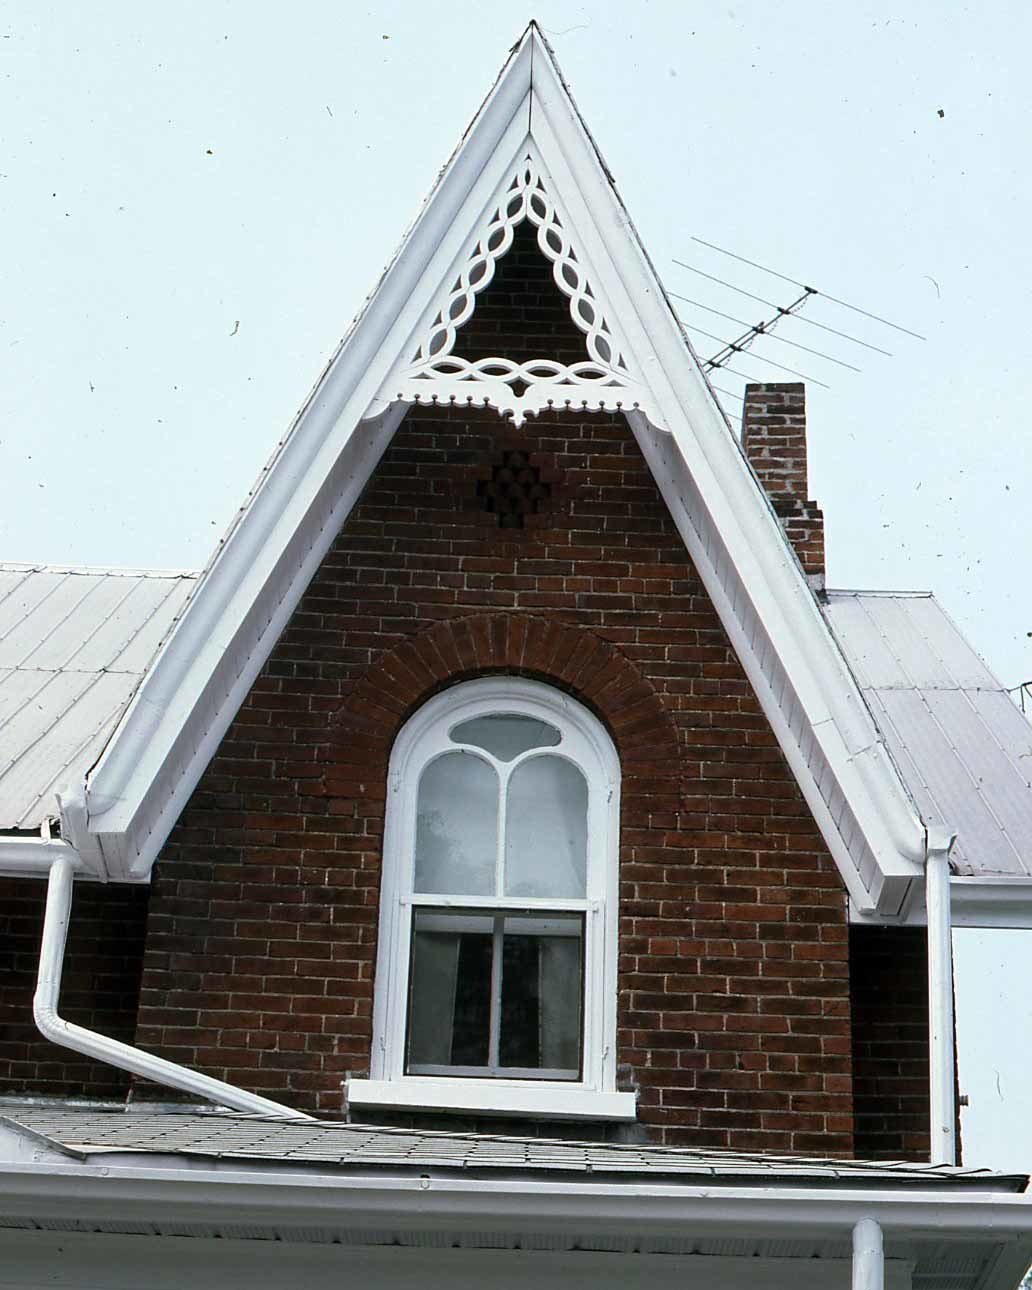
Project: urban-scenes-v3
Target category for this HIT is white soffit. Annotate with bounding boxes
[824,592,1032,891]
[0,565,197,832]
[70,25,927,914]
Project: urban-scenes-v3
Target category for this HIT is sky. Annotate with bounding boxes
[2,2,1030,1168]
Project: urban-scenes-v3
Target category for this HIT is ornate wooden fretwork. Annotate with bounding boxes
[382,156,647,427]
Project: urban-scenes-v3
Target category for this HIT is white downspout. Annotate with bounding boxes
[925,826,957,1166]
[852,1218,884,1290]
[34,856,313,1121]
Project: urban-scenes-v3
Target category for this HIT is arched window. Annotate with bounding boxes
[348,677,633,1121]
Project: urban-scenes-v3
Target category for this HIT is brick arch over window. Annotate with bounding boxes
[327,612,684,818]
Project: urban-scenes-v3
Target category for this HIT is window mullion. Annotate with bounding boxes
[495,764,508,898]
[488,913,504,1071]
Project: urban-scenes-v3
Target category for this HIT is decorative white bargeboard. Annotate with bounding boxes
[378,155,650,427]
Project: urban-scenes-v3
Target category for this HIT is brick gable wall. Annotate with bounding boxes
[0,221,929,1161]
[130,399,853,1147]
[126,229,855,1149]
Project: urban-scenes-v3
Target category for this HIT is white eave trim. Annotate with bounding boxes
[852,876,1032,930]
[0,1160,1030,1239]
[951,877,1032,928]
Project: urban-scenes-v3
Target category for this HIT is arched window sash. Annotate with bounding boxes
[348,677,634,1122]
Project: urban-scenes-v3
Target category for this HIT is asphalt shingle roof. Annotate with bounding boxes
[3,1108,1025,1191]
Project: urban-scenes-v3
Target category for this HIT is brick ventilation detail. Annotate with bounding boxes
[477,448,554,528]
[741,383,826,581]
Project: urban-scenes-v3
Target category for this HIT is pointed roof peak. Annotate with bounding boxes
[64,26,931,923]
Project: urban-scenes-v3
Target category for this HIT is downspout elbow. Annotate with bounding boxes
[31,996,64,1041]
[33,854,75,1040]
[34,855,313,1122]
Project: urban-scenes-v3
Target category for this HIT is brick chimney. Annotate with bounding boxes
[741,382,825,587]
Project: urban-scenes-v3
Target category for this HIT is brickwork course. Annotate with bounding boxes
[0,221,930,1157]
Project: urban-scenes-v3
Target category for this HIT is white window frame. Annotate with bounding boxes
[347,676,635,1121]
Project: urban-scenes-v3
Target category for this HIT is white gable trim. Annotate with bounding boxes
[373,149,648,428]
[67,25,929,915]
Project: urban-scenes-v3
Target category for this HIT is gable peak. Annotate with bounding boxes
[380,150,642,427]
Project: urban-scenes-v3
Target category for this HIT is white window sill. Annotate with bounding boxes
[346,1077,637,1122]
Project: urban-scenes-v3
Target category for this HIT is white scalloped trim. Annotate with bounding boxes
[389,154,649,427]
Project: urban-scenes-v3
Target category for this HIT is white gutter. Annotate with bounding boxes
[949,878,1032,930]
[853,1219,884,1290]
[34,856,312,1121]
[850,877,1032,930]
[0,1162,1030,1237]
[0,835,84,879]
[925,827,958,1166]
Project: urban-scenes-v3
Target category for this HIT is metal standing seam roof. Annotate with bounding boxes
[1,1108,1025,1190]
[0,564,199,832]
[822,591,1032,879]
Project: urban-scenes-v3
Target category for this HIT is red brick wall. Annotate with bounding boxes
[127,224,854,1148]
[0,877,148,1098]
[849,925,931,1159]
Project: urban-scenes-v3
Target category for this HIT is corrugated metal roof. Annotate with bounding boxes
[823,592,1032,879]
[2,1108,1024,1189]
[0,565,198,831]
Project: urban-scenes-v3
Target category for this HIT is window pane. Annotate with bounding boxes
[499,914,583,1075]
[414,752,497,895]
[504,756,588,898]
[450,714,560,761]
[407,911,493,1070]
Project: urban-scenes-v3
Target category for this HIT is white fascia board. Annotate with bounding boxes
[852,877,1032,929]
[75,37,538,880]
[1,1160,1031,1241]
[73,25,927,912]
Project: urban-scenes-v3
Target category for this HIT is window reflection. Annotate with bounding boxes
[450,714,561,761]
[414,753,497,895]
[505,756,588,898]
[407,910,584,1079]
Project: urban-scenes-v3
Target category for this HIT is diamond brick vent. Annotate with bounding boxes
[477,449,552,528]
